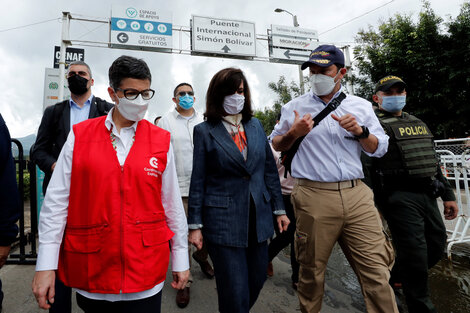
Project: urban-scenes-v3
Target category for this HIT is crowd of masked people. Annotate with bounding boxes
[0,44,459,313]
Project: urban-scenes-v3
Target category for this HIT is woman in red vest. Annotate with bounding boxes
[32,55,189,313]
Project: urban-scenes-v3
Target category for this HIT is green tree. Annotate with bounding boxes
[353,1,470,138]
[255,76,303,135]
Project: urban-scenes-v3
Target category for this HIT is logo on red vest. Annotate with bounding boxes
[145,157,162,178]
[149,157,159,169]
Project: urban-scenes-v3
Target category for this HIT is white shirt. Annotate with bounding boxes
[36,108,189,301]
[271,89,389,182]
[158,108,203,197]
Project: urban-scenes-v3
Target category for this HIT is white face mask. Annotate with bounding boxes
[116,95,149,122]
[309,71,342,96]
[223,93,245,115]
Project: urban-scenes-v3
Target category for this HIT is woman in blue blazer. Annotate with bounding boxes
[188,68,289,313]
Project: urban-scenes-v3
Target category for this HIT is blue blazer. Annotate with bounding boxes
[188,117,285,247]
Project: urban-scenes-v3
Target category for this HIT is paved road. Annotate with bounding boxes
[1,245,366,313]
[3,197,468,312]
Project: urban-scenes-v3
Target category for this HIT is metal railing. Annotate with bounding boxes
[435,146,470,259]
[6,140,38,265]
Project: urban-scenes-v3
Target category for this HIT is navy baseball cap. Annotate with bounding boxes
[375,75,406,92]
[301,45,345,70]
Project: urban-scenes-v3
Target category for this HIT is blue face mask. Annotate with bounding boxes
[178,94,194,110]
[381,95,406,113]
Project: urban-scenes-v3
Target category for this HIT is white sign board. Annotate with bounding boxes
[43,68,70,111]
[111,5,172,50]
[271,36,317,51]
[192,15,256,57]
[271,24,318,40]
[270,48,312,63]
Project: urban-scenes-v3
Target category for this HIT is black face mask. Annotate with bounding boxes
[67,75,89,95]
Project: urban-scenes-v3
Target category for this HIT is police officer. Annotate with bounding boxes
[369,75,459,313]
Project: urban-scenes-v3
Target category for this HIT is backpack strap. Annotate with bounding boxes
[281,92,347,177]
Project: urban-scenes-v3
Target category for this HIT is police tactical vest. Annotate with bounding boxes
[375,111,437,178]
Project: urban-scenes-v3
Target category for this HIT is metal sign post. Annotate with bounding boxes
[58,12,71,102]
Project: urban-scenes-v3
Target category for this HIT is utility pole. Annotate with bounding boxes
[59,12,71,102]
[274,8,305,94]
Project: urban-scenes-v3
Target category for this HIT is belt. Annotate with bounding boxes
[296,178,361,190]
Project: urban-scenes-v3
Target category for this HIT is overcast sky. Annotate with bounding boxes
[0,0,466,138]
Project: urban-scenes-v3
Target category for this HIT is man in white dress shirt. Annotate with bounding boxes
[32,55,189,313]
[158,83,214,308]
[271,45,398,313]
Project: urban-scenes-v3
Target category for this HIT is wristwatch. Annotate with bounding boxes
[354,125,370,139]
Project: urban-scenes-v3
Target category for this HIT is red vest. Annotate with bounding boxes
[57,116,174,294]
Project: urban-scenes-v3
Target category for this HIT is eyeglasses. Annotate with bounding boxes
[177,91,194,97]
[115,88,155,100]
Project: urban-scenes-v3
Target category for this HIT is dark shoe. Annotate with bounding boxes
[176,287,190,308]
[192,254,215,279]
[267,261,274,277]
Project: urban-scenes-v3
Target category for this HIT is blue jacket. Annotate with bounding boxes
[0,114,19,246]
[188,117,285,247]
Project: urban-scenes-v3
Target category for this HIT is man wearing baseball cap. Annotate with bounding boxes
[271,45,398,312]
[368,75,458,313]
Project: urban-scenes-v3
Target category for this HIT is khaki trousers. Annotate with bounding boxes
[291,179,398,313]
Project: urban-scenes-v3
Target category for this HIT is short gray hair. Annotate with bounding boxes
[67,61,92,78]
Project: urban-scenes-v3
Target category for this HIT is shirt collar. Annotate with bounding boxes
[310,87,344,106]
[104,107,138,132]
[69,94,93,109]
[172,107,198,120]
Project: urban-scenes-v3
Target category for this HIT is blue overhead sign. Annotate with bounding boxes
[110,5,173,50]
[111,18,172,36]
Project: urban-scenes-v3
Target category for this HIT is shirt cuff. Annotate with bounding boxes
[36,243,60,271]
[171,248,190,272]
[188,224,203,230]
[273,210,286,215]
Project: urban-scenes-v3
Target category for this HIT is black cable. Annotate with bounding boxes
[0,18,59,33]
[319,0,395,35]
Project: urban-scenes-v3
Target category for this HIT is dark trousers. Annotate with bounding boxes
[268,194,299,283]
[207,199,268,313]
[76,291,162,313]
[49,277,71,313]
[207,240,268,313]
[380,190,446,313]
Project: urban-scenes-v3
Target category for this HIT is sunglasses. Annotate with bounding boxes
[177,91,194,97]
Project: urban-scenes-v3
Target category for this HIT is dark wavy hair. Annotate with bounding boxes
[204,67,253,123]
